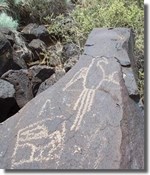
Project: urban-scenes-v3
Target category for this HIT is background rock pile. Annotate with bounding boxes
[0,25,80,122]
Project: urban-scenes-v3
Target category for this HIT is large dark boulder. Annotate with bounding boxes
[0,32,14,77]
[21,24,50,44]
[29,65,55,96]
[28,39,47,61]
[0,27,15,47]
[1,66,55,107]
[0,28,144,169]
[2,69,33,108]
[0,79,19,123]
[83,28,134,67]
[0,32,12,56]
[37,68,66,95]
[0,29,31,77]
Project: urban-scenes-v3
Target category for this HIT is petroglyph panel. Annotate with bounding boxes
[63,57,120,131]
[11,118,66,168]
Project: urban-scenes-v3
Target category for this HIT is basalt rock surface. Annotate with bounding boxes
[1,66,55,108]
[0,79,19,123]
[0,28,144,169]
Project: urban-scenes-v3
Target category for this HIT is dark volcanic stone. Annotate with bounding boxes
[0,30,31,77]
[37,68,65,95]
[29,65,55,96]
[0,27,15,46]
[83,28,134,67]
[1,66,55,107]
[0,28,144,169]
[2,70,33,108]
[62,43,80,61]
[0,79,15,98]
[0,79,19,123]
[21,23,50,43]
[28,39,47,61]
[122,67,139,98]
[0,32,12,56]
[64,55,79,72]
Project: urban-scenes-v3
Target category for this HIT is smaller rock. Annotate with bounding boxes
[28,39,47,61]
[122,67,139,98]
[2,65,55,107]
[12,51,28,69]
[29,65,55,96]
[37,68,65,95]
[62,43,80,61]
[2,69,33,108]
[0,32,12,56]
[13,43,32,64]
[21,23,50,43]
[0,79,15,98]
[0,27,15,46]
[64,55,79,72]
[0,33,17,77]
[42,42,63,67]
[0,79,19,123]
[0,58,23,77]
[13,30,33,63]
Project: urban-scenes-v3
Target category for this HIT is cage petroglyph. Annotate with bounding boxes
[11,118,66,168]
[63,57,119,131]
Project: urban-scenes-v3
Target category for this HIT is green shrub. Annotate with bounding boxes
[19,0,67,24]
[0,0,21,22]
[1,0,67,26]
[0,12,18,29]
[0,0,6,3]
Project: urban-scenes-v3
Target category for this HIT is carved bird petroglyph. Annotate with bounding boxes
[63,57,119,131]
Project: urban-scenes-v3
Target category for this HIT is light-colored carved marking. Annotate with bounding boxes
[63,68,87,92]
[11,118,66,169]
[74,145,82,154]
[73,90,86,111]
[94,150,103,169]
[93,137,108,169]
[63,57,120,131]
[15,99,53,128]
[71,89,88,131]
[37,99,55,118]
[87,89,95,112]
[118,35,125,41]
[80,127,108,168]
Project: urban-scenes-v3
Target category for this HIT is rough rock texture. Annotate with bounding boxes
[0,79,15,99]
[0,27,15,46]
[64,55,79,72]
[1,66,54,107]
[37,68,66,95]
[21,24,50,44]
[28,39,47,61]
[12,31,32,64]
[0,32,13,76]
[62,43,80,61]
[1,69,33,108]
[84,28,138,98]
[0,55,25,78]
[84,28,133,66]
[29,65,55,96]
[0,79,20,123]
[0,32,12,56]
[0,28,144,169]
[122,67,139,99]
[0,29,32,77]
